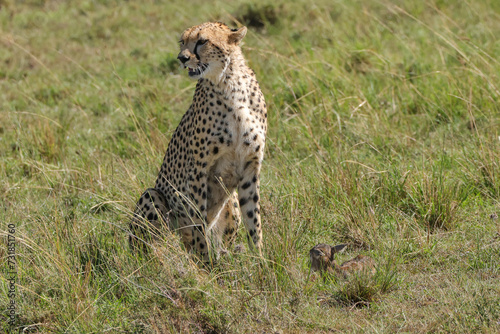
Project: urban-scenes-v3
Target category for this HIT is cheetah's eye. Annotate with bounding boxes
[179,40,184,46]
[194,39,208,57]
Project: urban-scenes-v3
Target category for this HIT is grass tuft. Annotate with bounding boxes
[324,254,400,308]
[235,2,281,29]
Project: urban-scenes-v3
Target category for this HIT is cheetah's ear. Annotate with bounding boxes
[228,26,247,45]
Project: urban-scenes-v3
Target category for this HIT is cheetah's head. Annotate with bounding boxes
[177,22,247,81]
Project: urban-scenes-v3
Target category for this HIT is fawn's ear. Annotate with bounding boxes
[328,245,336,263]
[332,244,347,254]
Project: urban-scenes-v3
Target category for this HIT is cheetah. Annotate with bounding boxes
[309,244,376,279]
[129,22,267,263]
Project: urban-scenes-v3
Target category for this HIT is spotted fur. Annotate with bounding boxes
[129,22,267,262]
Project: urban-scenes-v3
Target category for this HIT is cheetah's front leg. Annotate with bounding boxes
[238,162,263,255]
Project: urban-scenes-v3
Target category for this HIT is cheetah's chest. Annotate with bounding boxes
[209,108,264,175]
[208,105,263,184]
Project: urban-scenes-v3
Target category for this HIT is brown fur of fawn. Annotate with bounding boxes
[309,243,376,279]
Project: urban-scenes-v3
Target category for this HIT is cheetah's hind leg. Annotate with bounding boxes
[129,188,171,252]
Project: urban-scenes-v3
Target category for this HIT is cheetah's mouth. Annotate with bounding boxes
[188,63,208,77]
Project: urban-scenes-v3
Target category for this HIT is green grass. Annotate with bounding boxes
[1,0,500,332]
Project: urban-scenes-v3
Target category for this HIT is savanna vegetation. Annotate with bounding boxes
[1,0,499,332]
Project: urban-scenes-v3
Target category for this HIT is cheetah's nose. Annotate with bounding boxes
[177,55,190,64]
